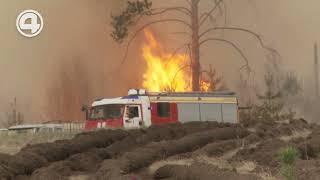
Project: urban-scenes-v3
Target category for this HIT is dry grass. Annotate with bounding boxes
[149,159,193,174]
[195,155,233,170]
[148,144,244,174]
[69,175,91,180]
[148,140,283,180]
[0,131,80,154]
[149,154,281,180]
[236,161,256,174]
[235,161,280,180]
[258,172,279,180]
[279,129,311,142]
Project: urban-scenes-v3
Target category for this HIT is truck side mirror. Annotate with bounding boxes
[81,105,88,112]
[81,105,89,120]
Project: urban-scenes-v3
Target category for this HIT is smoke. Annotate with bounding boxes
[0,0,319,123]
[0,0,142,123]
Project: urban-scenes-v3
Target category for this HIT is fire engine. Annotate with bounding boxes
[83,89,238,130]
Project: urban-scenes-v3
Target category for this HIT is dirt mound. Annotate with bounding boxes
[96,126,248,178]
[1,120,316,180]
[0,153,14,179]
[294,159,320,180]
[246,118,311,139]
[154,163,258,180]
[243,133,261,145]
[233,139,285,169]
[289,118,310,129]
[0,129,129,179]
[201,140,238,157]
[30,122,224,179]
[21,129,128,162]
[255,121,284,138]
[296,128,320,159]
[95,159,123,180]
[31,148,111,180]
[103,122,225,158]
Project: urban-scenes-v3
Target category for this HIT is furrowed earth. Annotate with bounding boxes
[0,119,320,180]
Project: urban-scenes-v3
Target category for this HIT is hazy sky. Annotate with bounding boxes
[0,0,319,122]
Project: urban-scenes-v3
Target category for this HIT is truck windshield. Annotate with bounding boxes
[89,105,124,120]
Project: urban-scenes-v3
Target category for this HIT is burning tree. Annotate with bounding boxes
[201,64,223,91]
[142,30,191,92]
[111,0,277,91]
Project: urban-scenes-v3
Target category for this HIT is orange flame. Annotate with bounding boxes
[142,30,191,92]
[200,81,210,92]
[142,30,210,92]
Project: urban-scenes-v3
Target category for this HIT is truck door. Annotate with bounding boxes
[123,105,142,129]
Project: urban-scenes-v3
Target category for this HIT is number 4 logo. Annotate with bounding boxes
[19,13,40,33]
[16,10,43,38]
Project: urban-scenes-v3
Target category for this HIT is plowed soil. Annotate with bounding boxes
[0,119,319,180]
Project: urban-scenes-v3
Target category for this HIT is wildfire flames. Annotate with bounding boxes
[200,81,210,92]
[142,30,211,92]
[142,30,191,92]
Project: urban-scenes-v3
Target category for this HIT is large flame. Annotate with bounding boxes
[142,30,210,92]
[142,30,191,92]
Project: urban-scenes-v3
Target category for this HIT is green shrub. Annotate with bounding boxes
[279,147,299,180]
[279,146,299,165]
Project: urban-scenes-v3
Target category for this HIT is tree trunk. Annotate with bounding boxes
[191,0,200,91]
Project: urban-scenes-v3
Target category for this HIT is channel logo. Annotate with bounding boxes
[16,9,43,38]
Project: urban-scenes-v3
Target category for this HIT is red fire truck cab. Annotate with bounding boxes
[84,89,238,130]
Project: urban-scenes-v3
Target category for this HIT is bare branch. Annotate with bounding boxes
[170,50,192,91]
[199,27,280,57]
[199,0,225,23]
[166,45,191,91]
[132,7,191,28]
[170,64,191,89]
[166,43,190,63]
[199,0,224,26]
[201,64,223,91]
[199,12,213,23]
[169,44,193,91]
[150,7,191,16]
[215,0,224,14]
[199,38,251,72]
[120,19,192,66]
